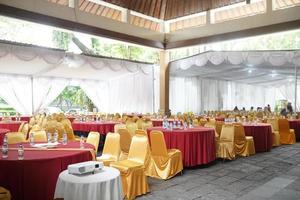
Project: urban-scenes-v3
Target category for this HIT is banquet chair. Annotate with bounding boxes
[97,132,120,166]
[135,129,148,136]
[6,132,26,144]
[192,119,199,126]
[31,130,48,142]
[141,121,153,130]
[234,124,255,157]
[18,122,29,139]
[28,117,35,129]
[148,130,183,180]
[110,135,150,200]
[204,123,219,152]
[18,122,25,132]
[199,118,207,126]
[0,186,11,200]
[126,122,138,137]
[278,119,296,144]
[217,124,235,160]
[215,121,225,137]
[118,129,132,161]
[86,132,100,154]
[136,118,144,129]
[114,123,126,133]
[267,118,281,146]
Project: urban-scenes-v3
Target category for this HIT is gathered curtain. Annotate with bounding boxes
[170,76,300,114]
[32,77,69,114]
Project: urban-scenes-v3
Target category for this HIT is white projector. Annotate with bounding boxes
[68,161,103,175]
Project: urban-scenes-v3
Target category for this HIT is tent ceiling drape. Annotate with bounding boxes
[0,41,155,115]
[169,50,300,114]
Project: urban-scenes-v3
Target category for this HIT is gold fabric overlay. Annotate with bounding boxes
[110,135,149,200]
[267,119,281,146]
[0,186,11,200]
[118,129,132,161]
[217,124,235,160]
[278,119,296,144]
[147,130,183,180]
[97,133,121,166]
[234,124,255,157]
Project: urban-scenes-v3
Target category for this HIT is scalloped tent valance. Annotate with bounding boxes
[0,42,154,80]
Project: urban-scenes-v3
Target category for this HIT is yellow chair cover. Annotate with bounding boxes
[86,132,100,154]
[234,124,255,157]
[118,129,132,161]
[31,130,47,142]
[18,122,25,132]
[278,119,296,144]
[141,121,153,130]
[28,117,35,128]
[199,118,207,126]
[148,130,183,180]
[6,132,26,144]
[97,132,120,166]
[110,135,150,200]
[204,123,219,152]
[0,186,11,200]
[192,119,199,126]
[135,129,148,136]
[217,124,235,160]
[267,119,281,146]
[136,119,144,129]
[126,122,138,137]
[114,123,126,133]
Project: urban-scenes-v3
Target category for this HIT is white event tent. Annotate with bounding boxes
[169,50,300,114]
[0,41,156,115]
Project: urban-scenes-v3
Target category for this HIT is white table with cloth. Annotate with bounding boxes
[54,166,123,200]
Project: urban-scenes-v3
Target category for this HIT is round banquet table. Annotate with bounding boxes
[288,119,300,141]
[147,127,216,167]
[0,141,94,200]
[0,121,25,132]
[54,166,123,200]
[0,129,10,145]
[215,117,225,121]
[242,123,273,152]
[151,119,175,127]
[72,121,119,135]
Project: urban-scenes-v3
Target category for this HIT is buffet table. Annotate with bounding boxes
[288,119,300,141]
[0,141,94,200]
[147,127,216,167]
[243,123,273,152]
[72,121,119,135]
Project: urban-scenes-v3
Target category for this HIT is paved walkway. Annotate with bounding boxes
[138,143,300,200]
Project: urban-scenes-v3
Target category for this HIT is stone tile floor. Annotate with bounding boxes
[138,143,300,200]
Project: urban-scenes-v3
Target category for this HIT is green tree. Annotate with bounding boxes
[52,30,72,50]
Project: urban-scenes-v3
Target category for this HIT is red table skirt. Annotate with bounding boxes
[0,129,10,145]
[72,121,119,135]
[289,120,300,141]
[0,142,94,200]
[215,117,225,121]
[0,121,24,132]
[0,116,30,122]
[243,124,273,152]
[147,127,216,167]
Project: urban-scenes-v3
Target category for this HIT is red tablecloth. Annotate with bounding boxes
[0,121,25,132]
[66,116,76,123]
[0,116,31,122]
[147,127,216,167]
[215,117,225,121]
[72,121,119,135]
[151,119,175,127]
[0,129,10,145]
[288,119,300,141]
[243,123,273,152]
[0,141,94,200]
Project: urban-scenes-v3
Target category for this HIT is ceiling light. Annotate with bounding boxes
[248,69,252,73]
[271,74,277,77]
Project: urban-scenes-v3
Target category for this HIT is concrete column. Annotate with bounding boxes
[159,50,170,115]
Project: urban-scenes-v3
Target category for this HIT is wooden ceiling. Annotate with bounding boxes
[102,0,246,20]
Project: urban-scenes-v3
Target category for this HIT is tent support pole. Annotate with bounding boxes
[294,64,297,113]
